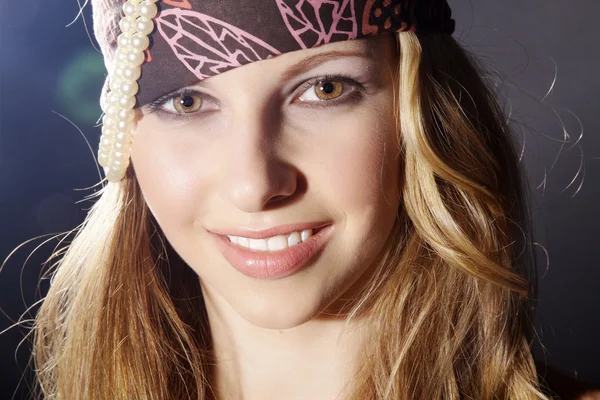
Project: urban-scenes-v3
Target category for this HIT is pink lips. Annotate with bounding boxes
[210,224,334,280]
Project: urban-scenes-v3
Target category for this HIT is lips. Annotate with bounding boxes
[210,224,334,280]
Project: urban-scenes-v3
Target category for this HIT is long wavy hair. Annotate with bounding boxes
[30,2,551,398]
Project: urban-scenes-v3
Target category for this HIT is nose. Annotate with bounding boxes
[221,112,298,213]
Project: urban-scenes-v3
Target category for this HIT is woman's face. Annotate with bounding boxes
[131,33,401,329]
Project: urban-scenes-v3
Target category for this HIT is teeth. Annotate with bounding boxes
[227,229,313,252]
[301,230,311,242]
[249,238,268,251]
[267,235,287,251]
[287,231,301,247]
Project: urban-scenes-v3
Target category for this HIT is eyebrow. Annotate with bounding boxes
[191,48,373,91]
[280,50,371,80]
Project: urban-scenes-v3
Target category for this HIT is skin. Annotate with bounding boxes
[131,33,401,399]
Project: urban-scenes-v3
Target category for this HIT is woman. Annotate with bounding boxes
[31,0,563,398]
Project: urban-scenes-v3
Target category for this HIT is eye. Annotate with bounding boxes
[145,89,218,116]
[292,75,364,106]
[299,80,344,102]
[167,93,203,113]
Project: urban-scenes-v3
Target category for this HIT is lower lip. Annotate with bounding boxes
[211,225,334,280]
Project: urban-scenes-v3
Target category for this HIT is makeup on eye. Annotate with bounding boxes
[143,88,218,116]
[292,74,366,107]
[143,73,369,117]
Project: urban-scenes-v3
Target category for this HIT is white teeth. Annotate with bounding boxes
[267,235,288,251]
[227,229,313,252]
[287,231,301,247]
[248,238,268,251]
[301,229,311,242]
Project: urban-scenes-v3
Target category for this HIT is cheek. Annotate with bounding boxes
[314,104,399,216]
[310,102,400,264]
[129,121,215,229]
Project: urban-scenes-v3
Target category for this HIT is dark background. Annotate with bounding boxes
[1,0,598,398]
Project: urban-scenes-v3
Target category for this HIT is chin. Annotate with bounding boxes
[238,304,320,330]
[227,282,331,330]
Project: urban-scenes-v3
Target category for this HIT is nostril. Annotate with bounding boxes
[270,195,288,203]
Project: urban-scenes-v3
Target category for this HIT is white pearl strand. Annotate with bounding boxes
[98,0,158,183]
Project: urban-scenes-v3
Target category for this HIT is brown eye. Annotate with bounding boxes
[314,80,344,100]
[173,94,203,113]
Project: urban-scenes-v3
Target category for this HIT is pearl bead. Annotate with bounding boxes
[102,0,157,183]
[100,135,115,148]
[115,132,132,143]
[123,1,139,18]
[98,152,110,168]
[114,58,133,73]
[110,149,129,163]
[103,115,117,127]
[114,66,125,79]
[113,151,130,163]
[117,33,133,49]
[136,17,154,35]
[100,152,113,164]
[101,150,113,162]
[121,65,141,81]
[112,157,129,169]
[115,49,128,65]
[109,77,123,93]
[100,136,114,148]
[131,33,150,52]
[106,168,126,183]
[102,126,115,137]
[127,50,145,66]
[118,108,136,121]
[139,1,158,19]
[119,16,136,34]
[107,91,119,106]
[118,95,136,110]
[105,104,119,116]
[116,120,134,132]
[120,80,139,97]
[111,145,129,161]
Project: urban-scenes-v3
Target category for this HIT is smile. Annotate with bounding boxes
[227,229,314,252]
[210,224,334,280]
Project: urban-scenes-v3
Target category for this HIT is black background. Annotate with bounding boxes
[1,1,598,398]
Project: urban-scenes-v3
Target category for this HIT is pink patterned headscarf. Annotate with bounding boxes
[100,0,454,106]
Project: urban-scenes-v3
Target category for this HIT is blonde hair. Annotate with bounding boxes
[30,14,550,399]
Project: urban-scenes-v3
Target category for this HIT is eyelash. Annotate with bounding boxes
[145,74,366,116]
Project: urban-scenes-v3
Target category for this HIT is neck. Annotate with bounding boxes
[201,281,367,400]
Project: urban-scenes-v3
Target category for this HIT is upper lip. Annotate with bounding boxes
[209,221,331,239]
